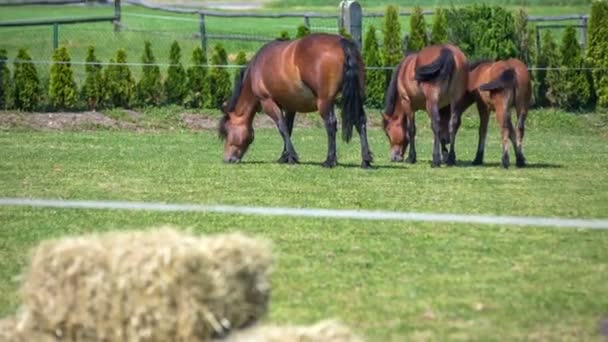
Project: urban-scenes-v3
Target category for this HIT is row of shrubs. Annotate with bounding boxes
[0,41,247,112]
[362,3,608,111]
[1,3,607,113]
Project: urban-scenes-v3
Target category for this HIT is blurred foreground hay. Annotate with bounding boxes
[217,319,364,342]
[0,227,364,341]
[17,228,273,341]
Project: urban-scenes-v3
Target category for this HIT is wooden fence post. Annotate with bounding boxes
[114,0,121,32]
[339,0,362,48]
[581,16,588,50]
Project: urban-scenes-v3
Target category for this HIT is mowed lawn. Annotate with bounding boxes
[1,110,607,340]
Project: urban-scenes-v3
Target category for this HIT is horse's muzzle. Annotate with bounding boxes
[224,156,241,163]
[390,150,404,162]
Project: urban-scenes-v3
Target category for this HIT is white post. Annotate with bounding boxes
[339,0,362,49]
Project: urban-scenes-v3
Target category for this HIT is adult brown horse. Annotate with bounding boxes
[382,44,468,167]
[462,58,532,168]
[218,33,373,168]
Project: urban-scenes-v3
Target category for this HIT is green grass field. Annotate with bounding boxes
[1,108,607,340]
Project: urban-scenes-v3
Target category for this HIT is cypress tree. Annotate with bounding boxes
[383,5,402,89]
[587,0,608,107]
[207,44,232,109]
[514,9,534,66]
[49,46,77,110]
[430,8,448,45]
[136,41,162,106]
[83,46,103,111]
[0,49,12,109]
[164,41,188,105]
[557,26,592,110]
[186,46,207,109]
[103,49,134,108]
[363,25,384,109]
[13,48,40,111]
[407,6,428,52]
[296,24,311,38]
[536,30,560,107]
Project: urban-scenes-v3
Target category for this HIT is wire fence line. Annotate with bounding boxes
[5,59,608,72]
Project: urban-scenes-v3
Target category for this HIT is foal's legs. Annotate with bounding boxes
[318,99,338,168]
[472,101,490,165]
[494,98,512,169]
[261,99,299,164]
[278,111,296,163]
[515,106,528,167]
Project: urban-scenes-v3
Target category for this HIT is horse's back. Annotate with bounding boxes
[415,44,468,108]
[249,33,349,112]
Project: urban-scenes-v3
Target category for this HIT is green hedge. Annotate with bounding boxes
[1,5,607,113]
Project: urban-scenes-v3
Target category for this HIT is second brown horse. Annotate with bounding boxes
[218,33,373,168]
[382,44,469,167]
[462,58,532,168]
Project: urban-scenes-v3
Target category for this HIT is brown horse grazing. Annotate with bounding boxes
[382,44,468,167]
[218,33,373,168]
[461,58,532,168]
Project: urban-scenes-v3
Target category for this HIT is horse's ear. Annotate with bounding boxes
[382,112,390,121]
[220,101,228,114]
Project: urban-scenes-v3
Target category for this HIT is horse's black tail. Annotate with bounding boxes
[414,47,455,82]
[478,68,517,91]
[339,38,366,143]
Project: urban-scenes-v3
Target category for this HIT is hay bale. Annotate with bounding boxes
[218,319,364,342]
[19,228,273,341]
[0,314,56,342]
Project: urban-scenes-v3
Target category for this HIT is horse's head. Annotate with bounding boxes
[219,104,255,163]
[382,111,408,162]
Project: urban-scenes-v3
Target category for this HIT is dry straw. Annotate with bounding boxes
[217,319,364,342]
[15,228,273,341]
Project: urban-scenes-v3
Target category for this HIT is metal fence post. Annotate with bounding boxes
[304,15,310,29]
[53,23,59,50]
[535,26,541,58]
[114,0,121,32]
[581,16,588,50]
[199,13,207,58]
[339,0,362,48]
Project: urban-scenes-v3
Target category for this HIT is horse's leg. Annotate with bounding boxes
[261,99,299,164]
[277,111,296,163]
[354,111,373,169]
[495,99,511,169]
[425,101,442,168]
[472,101,490,165]
[446,101,463,166]
[318,99,337,168]
[439,107,450,164]
[406,110,417,164]
[515,106,528,167]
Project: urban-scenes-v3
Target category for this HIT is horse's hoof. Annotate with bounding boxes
[322,159,337,168]
[277,154,289,164]
[361,161,373,169]
[516,158,526,168]
[472,158,483,166]
[405,156,417,164]
[287,155,299,164]
[431,162,441,168]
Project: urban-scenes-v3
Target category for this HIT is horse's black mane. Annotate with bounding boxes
[219,39,289,139]
[468,59,494,71]
[383,59,405,118]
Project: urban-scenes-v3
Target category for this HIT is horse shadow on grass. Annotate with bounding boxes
[445,160,563,169]
[238,160,407,170]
